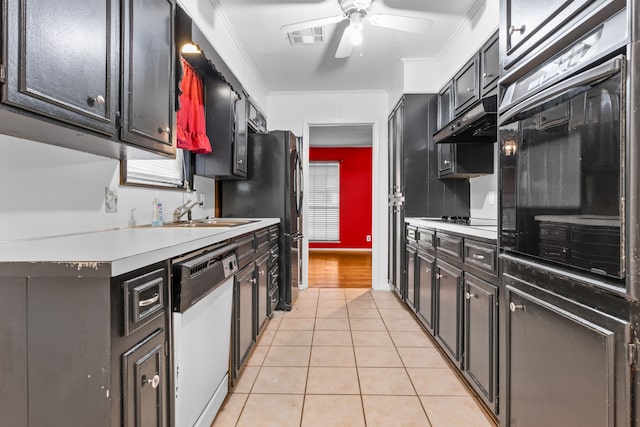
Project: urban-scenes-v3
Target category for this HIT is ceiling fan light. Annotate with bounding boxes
[350,27,363,46]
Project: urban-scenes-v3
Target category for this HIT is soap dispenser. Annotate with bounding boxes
[151,192,164,227]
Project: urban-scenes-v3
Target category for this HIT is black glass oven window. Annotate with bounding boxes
[500,73,622,279]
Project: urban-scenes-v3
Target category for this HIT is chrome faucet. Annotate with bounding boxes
[173,198,204,222]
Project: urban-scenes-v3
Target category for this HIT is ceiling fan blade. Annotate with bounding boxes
[335,26,354,58]
[279,15,345,34]
[367,13,434,33]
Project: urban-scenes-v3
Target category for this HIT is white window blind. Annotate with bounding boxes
[124,149,187,188]
[308,161,340,242]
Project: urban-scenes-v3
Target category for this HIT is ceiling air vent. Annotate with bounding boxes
[287,27,325,45]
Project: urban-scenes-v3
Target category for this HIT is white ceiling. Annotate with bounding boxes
[215,0,479,92]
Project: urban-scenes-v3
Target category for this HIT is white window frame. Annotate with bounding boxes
[122,149,188,189]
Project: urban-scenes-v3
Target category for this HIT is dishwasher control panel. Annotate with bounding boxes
[223,254,239,277]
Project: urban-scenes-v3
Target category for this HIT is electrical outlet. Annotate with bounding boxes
[488,191,496,206]
[366,235,371,242]
[105,187,118,213]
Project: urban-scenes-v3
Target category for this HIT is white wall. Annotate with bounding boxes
[268,91,390,290]
[0,134,215,242]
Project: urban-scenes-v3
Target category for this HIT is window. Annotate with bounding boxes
[121,149,190,189]
[308,161,340,242]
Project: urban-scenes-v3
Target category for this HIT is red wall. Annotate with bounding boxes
[309,147,372,249]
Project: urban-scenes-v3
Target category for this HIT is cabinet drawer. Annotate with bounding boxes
[269,245,279,268]
[417,228,435,253]
[406,225,417,242]
[268,225,279,242]
[255,229,270,255]
[464,241,497,275]
[122,268,166,336]
[436,233,463,261]
[235,234,255,269]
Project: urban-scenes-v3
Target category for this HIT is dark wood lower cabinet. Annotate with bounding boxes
[406,243,418,312]
[122,329,167,427]
[417,251,435,331]
[463,273,497,412]
[435,259,463,364]
[502,271,631,427]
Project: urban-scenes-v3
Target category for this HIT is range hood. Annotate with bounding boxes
[434,95,497,144]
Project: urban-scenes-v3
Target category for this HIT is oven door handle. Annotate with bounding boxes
[499,55,623,126]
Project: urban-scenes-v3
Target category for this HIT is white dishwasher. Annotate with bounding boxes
[172,243,238,427]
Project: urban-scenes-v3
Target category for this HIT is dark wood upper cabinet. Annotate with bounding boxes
[479,31,499,98]
[453,54,479,116]
[120,0,175,156]
[437,81,453,130]
[3,0,119,136]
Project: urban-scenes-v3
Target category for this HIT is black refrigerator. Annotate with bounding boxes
[221,130,303,310]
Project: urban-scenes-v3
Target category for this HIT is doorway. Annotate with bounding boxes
[306,124,373,289]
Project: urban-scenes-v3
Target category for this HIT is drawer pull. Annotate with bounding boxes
[472,254,486,260]
[143,374,160,389]
[139,293,160,307]
[436,273,445,279]
[509,24,526,35]
[425,268,431,273]
[465,292,477,300]
[466,88,474,93]
[509,302,525,312]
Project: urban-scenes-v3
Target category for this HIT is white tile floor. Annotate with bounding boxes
[212,288,496,427]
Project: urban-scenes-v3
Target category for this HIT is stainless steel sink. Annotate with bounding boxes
[162,218,259,228]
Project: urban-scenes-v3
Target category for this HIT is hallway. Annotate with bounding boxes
[212,288,495,426]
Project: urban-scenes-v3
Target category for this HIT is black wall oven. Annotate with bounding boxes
[498,10,636,292]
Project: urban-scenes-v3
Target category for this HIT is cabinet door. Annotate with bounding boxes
[121,0,175,155]
[453,55,479,115]
[479,32,499,98]
[437,82,453,129]
[463,274,497,412]
[435,259,463,364]
[438,143,454,176]
[417,252,435,331]
[235,263,255,368]
[405,244,417,312]
[256,253,269,332]
[233,97,248,176]
[4,0,118,135]
[122,329,167,427]
[504,279,631,427]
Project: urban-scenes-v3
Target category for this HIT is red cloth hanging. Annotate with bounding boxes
[177,57,212,154]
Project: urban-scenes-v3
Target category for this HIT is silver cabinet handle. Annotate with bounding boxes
[238,159,244,164]
[425,268,431,273]
[139,293,160,307]
[144,374,160,389]
[88,95,105,107]
[483,73,493,79]
[443,160,450,165]
[436,273,445,279]
[509,25,526,35]
[158,127,170,134]
[465,292,477,300]
[472,254,486,260]
[251,278,257,284]
[467,88,474,93]
[509,302,525,312]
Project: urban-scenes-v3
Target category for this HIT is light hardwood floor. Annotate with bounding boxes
[307,250,372,288]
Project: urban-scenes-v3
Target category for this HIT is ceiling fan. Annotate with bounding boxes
[279,0,434,58]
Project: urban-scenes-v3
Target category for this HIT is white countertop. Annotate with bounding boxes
[406,218,498,241]
[0,218,279,277]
